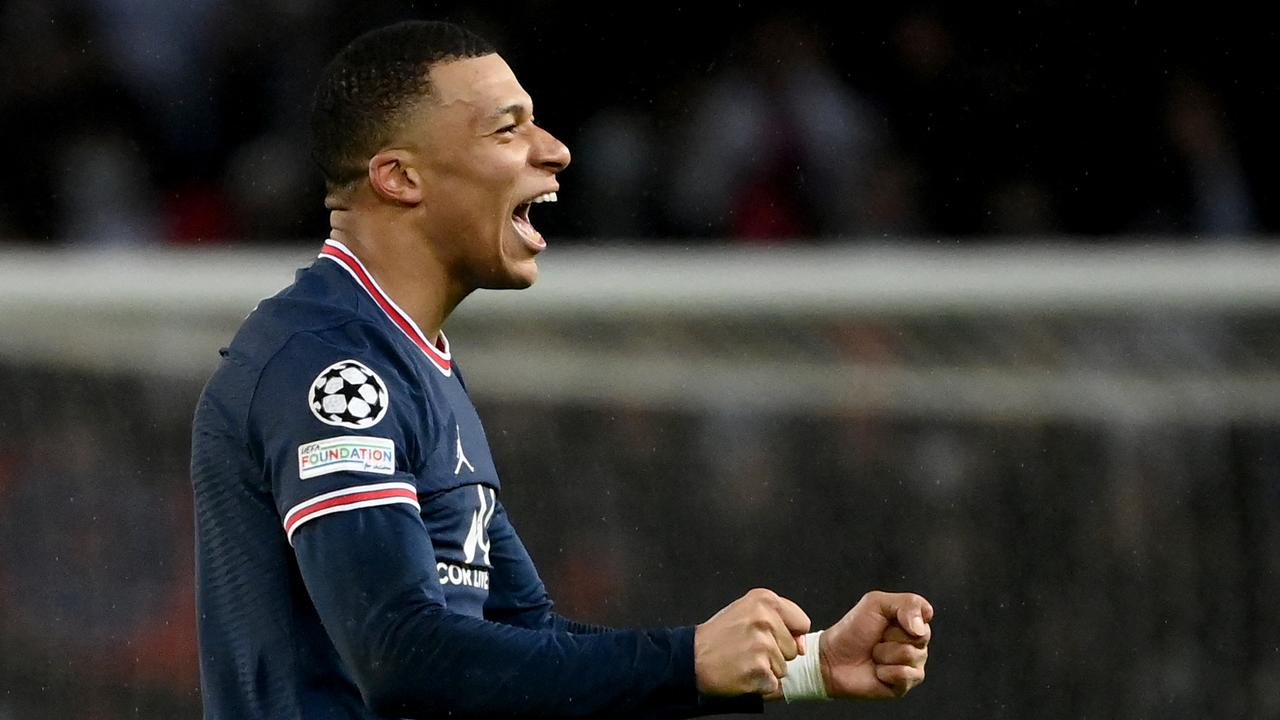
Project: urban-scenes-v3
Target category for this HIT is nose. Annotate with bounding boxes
[532,124,571,173]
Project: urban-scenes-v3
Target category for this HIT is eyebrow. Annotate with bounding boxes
[490,103,528,120]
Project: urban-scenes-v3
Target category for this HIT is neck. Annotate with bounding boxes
[329,209,470,342]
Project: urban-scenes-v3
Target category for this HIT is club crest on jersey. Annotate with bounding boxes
[309,359,390,429]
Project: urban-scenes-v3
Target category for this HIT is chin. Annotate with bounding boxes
[479,259,538,290]
[484,232,541,289]
[508,261,539,289]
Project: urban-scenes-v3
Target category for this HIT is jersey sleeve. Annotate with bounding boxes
[483,499,765,718]
[248,329,754,717]
[292,499,723,718]
[249,328,429,544]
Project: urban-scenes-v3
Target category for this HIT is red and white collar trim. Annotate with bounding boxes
[319,239,453,376]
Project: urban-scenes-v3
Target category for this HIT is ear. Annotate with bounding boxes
[367,149,425,205]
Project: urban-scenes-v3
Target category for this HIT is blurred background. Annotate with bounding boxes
[2,1,1279,718]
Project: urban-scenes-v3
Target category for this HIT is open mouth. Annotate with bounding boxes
[512,191,557,252]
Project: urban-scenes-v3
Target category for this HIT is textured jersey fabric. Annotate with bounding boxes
[191,240,763,719]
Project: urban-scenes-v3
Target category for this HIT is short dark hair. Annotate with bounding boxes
[311,20,496,191]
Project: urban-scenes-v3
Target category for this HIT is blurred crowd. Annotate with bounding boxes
[0,1,1274,245]
[3,355,1278,718]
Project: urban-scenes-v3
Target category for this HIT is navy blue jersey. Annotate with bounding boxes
[191,240,761,719]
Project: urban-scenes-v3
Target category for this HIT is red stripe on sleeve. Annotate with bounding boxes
[284,486,420,538]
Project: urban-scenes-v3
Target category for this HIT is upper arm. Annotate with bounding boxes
[246,329,451,675]
[249,328,429,544]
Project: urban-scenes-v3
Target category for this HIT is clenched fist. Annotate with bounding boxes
[694,588,811,696]
[819,590,933,699]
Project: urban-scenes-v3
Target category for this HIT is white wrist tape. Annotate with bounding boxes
[782,630,830,702]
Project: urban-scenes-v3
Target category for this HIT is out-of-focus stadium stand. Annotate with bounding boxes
[2,243,1278,719]
[1,3,1276,244]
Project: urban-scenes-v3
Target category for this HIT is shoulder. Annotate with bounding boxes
[248,319,424,433]
[201,260,422,429]
[228,260,364,365]
[223,259,422,384]
[233,321,435,491]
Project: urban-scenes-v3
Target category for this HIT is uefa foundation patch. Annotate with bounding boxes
[298,436,396,479]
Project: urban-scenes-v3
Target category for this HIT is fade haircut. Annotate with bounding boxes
[311,20,496,192]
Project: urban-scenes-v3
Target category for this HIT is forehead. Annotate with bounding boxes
[426,54,531,121]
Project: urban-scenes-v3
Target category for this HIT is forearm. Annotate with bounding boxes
[483,612,761,718]
[365,607,698,718]
[479,503,762,717]
[295,508,702,718]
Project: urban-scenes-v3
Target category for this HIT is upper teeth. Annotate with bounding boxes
[530,192,557,204]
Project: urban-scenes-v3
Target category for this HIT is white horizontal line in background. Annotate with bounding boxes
[3,241,1279,423]
[3,241,1280,315]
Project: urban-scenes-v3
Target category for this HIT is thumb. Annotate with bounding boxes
[890,595,932,637]
[867,591,931,637]
[775,595,812,636]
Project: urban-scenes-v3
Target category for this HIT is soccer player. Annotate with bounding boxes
[191,20,932,719]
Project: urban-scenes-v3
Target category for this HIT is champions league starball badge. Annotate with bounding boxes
[308,359,390,429]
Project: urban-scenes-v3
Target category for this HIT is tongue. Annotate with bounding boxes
[512,211,545,250]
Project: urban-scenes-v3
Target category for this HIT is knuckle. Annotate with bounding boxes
[750,636,769,653]
[749,587,779,605]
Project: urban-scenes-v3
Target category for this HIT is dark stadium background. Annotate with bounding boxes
[2,1,1277,244]
[2,2,1278,719]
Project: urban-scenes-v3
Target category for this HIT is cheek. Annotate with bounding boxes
[420,148,526,250]
[425,184,501,232]
[474,146,527,193]
[456,168,520,224]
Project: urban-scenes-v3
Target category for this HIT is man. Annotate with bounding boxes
[191,20,932,719]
